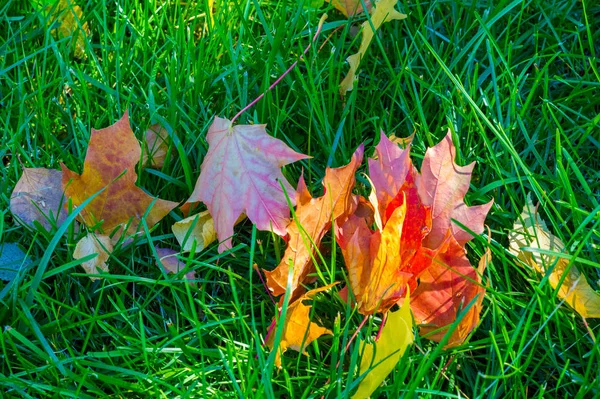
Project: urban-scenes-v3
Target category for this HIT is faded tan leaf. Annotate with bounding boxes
[73,234,112,280]
[509,194,600,318]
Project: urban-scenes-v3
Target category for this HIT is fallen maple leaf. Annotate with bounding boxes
[264,146,364,297]
[73,233,112,280]
[143,124,171,169]
[10,168,67,231]
[339,170,438,314]
[155,247,195,282]
[416,130,493,249]
[509,195,600,318]
[337,131,490,348]
[185,117,309,252]
[266,283,336,367]
[411,235,488,347]
[327,0,372,16]
[352,293,413,399]
[339,0,406,95]
[61,111,178,236]
[367,130,413,221]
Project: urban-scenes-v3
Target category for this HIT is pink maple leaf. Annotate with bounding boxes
[186,117,309,252]
[416,130,493,248]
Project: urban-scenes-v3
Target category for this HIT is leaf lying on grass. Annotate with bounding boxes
[411,236,489,347]
[155,247,195,282]
[185,116,309,252]
[143,124,171,169]
[0,243,31,282]
[336,131,491,347]
[267,283,336,367]
[264,146,363,298]
[172,211,217,253]
[34,0,89,58]
[327,0,372,16]
[339,0,406,95]
[10,168,67,231]
[73,234,112,280]
[352,292,413,399]
[61,111,177,237]
[509,194,600,318]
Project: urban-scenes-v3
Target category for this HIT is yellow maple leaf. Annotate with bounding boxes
[266,284,337,367]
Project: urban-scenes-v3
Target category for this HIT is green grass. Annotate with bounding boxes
[1,0,599,397]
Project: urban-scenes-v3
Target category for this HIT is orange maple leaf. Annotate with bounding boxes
[61,111,178,235]
[338,131,491,347]
[264,146,364,298]
[338,171,439,314]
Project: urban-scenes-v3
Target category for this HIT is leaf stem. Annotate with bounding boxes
[230,14,328,125]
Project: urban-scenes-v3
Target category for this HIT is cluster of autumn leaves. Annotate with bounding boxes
[11,108,600,398]
[7,0,600,397]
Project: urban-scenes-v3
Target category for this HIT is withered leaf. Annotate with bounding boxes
[10,168,67,231]
[61,111,178,236]
[509,195,600,318]
[340,0,406,95]
[73,233,112,280]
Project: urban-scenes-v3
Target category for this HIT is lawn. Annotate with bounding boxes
[1,0,599,397]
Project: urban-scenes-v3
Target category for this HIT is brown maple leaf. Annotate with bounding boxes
[264,146,364,298]
[61,111,178,236]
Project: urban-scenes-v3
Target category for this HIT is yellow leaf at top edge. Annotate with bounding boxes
[340,0,407,95]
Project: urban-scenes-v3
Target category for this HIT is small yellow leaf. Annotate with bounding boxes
[172,211,217,253]
[267,284,337,367]
[172,211,246,253]
[509,194,600,318]
[73,234,112,280]
[340,0,406,95]
[353,293,414,399]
